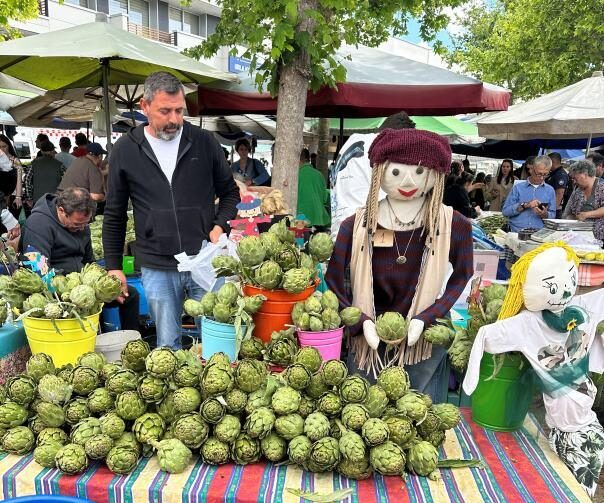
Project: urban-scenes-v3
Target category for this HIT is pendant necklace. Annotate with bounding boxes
[386,197,426,228]
[388,204,418,265]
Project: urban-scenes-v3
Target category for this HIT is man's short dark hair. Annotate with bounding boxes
[378,111,416,131]
[300,148,310,162]
[586,152,604,167]
[56,187,96,216]
[36,133,49,143]
[59,137,71,149]
[143,71,185,102]
[548,152,562,163]
[74,133,88,147]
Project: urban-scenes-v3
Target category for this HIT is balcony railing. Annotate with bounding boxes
[38,0,48,16]
[127,22,175,45]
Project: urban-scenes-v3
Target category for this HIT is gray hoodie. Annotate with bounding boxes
[20,194,93,274]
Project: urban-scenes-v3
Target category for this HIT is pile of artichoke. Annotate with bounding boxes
[90,215,135,261]
[211,219,335,294]
[422,283,508,372]
[0,343,461,480]
[291,290,362,332]
[0,264,121,325]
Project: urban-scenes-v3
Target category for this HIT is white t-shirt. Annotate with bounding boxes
[144,128,182,185]
[463,289,604,432]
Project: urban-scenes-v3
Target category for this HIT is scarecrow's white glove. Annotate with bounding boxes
[407,319,425,346]
[363,320,380,350]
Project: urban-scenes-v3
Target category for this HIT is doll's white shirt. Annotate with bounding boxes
[463,290,604,432]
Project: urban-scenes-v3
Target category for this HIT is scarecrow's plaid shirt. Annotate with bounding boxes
[325,211,474,335]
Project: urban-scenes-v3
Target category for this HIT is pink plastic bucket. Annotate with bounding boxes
[297,327,344,360]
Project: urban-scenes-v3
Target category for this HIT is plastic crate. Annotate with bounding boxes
[473,249,500,281]
[126,274,148,316]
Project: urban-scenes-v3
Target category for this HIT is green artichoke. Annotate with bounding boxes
[253,261,283,290]
[275,244,300,271]
[172,364,200,388]
[200,397,226,424]
[114,432,142,456]
[238,337,265,360]
[244,406,275,439]
[316,391,343,418]
[81,263,106,286]
[28,416,46,436]
[99,363,120,382]
[260,231,283,257]
[284,363,312,391]
[87,388,114,415]
[339,375,369,403]
[384,416,416,449]
[115,390,147,420]
[157,391,177,424]
[282,268,311,294]
[224,388,248,414]
[340,307,362,327]
[36,402,65,428]
[424,429,446,448]
[5,375,37,406]
[304,412,330,442]
[305,372,329,399]
[64,397,92,425]
[145,347,178,378]
[173,386,202,415]
[138,375,169,404]
[2,425,35,454]
[308,316,324,332]
[70,366,99,396]
[201,363,234,397]
[245,389,270,415]
[85,434,114,460]
[431,403,461,430]
[268,219,295,243]
[338,456,372,480]
[37,374,73,405]
[133,412,165,444]
[363,385,389,418]
[33,441,62,468]
[237,236,266,267]
[172,413,210,449]
[396,391,429,422]
[37,427,69,446]
[341,403,370,431]
[407,440,439,476]
[201,436,231,465]
[294,346,323,374]
[298,396,316,418]
[274,413,305,440]
[423,324,454,345]
[216,282,241,306]
[26,353,55,382]
[370,441,406,476]
[338,430,366,463]
[308,233,334,263]
[149,438,192,474]
[232,433,261,464]
[362,418,390,447]
[243,294,265,314]
[70,417,101,445]
[304,295,322,315]
[260,432,287,462]
[121,339,151,372]
[183,298,204,317]
[214,414,242,444]
[99,412,126,440]
[212,254,240,277]
[377,366,410,401]
[199,292,218,316]
[417,409,442,438]
[13,268,45,294]
[69,284,96,310]
[375,312,408,342]
[43,302,63,319]
[76,352,106,372]
[94,274,122,303]
[288,435,312,465]
[271,386,301,415]
[234,359,267,393]
[448,330,473,372]
[106,446,139,474]
[265,329,298,366]
[55,443,88,474]
[308,436,340,472]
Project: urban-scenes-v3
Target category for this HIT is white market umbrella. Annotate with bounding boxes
[477,71,604,151]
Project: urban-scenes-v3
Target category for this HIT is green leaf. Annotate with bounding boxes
[286,488,354,502]
[437,458,486,469]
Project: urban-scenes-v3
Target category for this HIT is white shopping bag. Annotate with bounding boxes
[176,234,237,291]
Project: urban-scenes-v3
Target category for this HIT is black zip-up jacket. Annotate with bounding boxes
[102,122,240,271]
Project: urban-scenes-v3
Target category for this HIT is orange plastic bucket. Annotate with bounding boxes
[243,282,317,343]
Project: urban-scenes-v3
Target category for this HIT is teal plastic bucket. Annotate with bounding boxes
[471,352,533,431]
[201,317,244,361]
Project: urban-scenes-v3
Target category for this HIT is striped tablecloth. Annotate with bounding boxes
[0,410,590,503]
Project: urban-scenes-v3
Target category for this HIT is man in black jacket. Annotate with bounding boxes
[103,72,240,349]
[20,188,139,330]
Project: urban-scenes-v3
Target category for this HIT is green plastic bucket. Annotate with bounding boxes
[471,352,533,432]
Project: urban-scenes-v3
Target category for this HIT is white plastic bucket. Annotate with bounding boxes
[95,330,142,362]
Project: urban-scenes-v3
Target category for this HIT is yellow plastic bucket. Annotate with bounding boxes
[23,312,101,367]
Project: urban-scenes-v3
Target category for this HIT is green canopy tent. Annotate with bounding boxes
[0,21,236,149]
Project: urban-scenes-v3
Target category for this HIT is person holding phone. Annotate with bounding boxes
[503,155,556,232]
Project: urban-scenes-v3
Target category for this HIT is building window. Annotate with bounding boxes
[168,7,181,33]
[207,14,219,36]
[183,12,199,35]
[109,0,149,27]
[65,0,88,7]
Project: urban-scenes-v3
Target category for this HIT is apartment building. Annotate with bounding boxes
[9,0,232,72]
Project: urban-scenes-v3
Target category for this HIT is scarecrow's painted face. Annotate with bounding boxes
[381,162,436,201]
[523,247,578,313]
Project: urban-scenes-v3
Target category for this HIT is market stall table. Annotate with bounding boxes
[0,410,589,503]
[0,322,30,384]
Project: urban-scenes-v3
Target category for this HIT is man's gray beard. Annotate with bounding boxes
[155,124,182,141]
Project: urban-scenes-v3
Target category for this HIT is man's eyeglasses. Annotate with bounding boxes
[532,172,548,178]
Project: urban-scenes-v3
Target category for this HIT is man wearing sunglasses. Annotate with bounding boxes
[503,155,557,232]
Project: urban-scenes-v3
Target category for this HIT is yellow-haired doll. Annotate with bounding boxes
[464,242,604,496]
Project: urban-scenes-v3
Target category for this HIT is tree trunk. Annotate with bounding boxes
[271,0,316,213]
[317,118,330,183]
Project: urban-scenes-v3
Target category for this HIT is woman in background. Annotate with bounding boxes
[488,158,517,211]
[0,134,23,218]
